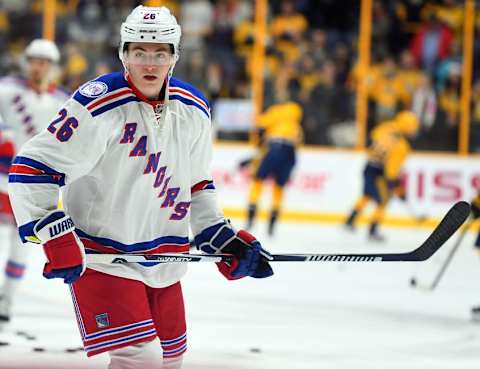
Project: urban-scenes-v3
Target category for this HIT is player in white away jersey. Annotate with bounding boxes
[0,38,68,324]
[8,6,273,369]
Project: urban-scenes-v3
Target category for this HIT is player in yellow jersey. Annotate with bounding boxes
[246,93,303,236]
[468,195,480,319]
[345,111,419,241]
[468,195,480,253]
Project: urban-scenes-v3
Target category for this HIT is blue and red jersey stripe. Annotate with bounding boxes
[9,156,65,186]
[191,180,215,195]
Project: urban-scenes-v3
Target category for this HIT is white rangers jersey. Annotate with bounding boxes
[0,76,69,151]
[8,72,225,287]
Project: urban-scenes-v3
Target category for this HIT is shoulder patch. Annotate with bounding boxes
[79,81,108,98]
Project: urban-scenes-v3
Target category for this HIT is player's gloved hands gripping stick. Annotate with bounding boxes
[34,210,86,284]
[194,221,273,280]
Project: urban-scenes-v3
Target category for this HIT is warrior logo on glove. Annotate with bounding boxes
[34,210,86,284]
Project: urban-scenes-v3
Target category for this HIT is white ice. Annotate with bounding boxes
[0,219,479,369]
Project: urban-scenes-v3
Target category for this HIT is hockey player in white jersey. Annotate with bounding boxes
[0,38,68,323]
[8,5,273,369]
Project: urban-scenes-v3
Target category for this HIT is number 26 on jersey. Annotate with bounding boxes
[47,108,79,142]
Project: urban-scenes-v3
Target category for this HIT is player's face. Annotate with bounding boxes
[125,43,174,99]
[26,57,53,85]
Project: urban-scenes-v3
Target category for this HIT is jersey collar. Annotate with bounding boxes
[126,74,166,109]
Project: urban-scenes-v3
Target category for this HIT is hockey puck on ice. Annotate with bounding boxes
[249,347,262,353]
[409,277,417,287]
[0,341,10,346]
[65,348,81,353]
[33,347,46,352]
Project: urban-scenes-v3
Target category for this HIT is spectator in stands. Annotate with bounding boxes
[410,14,454,75]
[371,0,393,58]
[0,6,8,47]
[179,0,213,63]
[304,60,338,145]
[298,54,322,102]
[31,0,77,44]
[412,74,437,132]
[435,41,462,92]
[369,55,404,123]
[270,0,308,63]
[397,49,423,107]
[63,43,88,91]
[208,0,251,98]
[438,65,461,128]
[205,62,223,102]
[308,29,328,68]
[67,0,109,55]
[469,80,480,152]
[233,14,256,60]
[179,49,208,96]
[420,0,464,39]
[432,65,460,150]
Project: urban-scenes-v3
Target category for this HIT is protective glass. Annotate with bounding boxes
[123,50,174,66]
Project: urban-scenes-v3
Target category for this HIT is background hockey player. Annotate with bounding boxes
[7,6,273,369]
[0,38,67,324]
[344,111,419,241]
[245,90,303,236]
[467,195,480,320]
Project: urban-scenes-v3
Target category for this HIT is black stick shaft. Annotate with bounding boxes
[429,219,472,289]
[86,202,470,265]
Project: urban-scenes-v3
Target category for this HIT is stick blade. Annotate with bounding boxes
[411,201,470,261]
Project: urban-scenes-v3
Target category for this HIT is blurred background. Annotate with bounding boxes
[1,0,479,151]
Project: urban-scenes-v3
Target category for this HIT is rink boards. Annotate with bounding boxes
[212,144,479,226]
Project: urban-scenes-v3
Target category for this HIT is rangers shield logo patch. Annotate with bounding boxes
[95,313,110,329]
[79,81,108,98]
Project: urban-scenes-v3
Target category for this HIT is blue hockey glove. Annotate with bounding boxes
[194,222,273,280]
[34,210,86,284]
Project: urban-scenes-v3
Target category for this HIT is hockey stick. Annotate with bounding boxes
[85,201,470,265]
[409,217,474,291]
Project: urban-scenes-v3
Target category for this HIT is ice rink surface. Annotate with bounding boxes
[0,219,479,369]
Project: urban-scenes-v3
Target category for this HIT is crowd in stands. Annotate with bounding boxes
[0,0,479,152]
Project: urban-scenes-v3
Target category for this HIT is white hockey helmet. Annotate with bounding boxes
[25,39,60,63]
[119,6,181,63]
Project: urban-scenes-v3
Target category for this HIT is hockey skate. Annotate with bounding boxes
[0,294,12,324]
[344,221,355,232]
[368,232,386,242]
[368,223,386,242]
[246,204,257,230]
[344,210,357,232]
[471,306,480,322]
[267,209,278,237]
